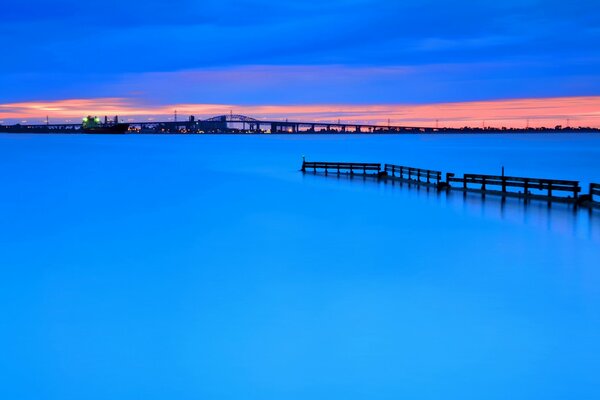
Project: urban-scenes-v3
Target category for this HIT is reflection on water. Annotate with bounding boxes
[446,192,600,242]
[303,171,600,242]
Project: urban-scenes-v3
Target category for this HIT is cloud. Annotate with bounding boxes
[2,0,599,74]
[3,62,599,106]
[1,0,598,104]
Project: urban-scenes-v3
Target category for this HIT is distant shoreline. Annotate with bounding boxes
[1,128,599,135]
[2,113,599,134]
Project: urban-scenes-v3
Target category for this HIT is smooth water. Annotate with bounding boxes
[1,133,599,399]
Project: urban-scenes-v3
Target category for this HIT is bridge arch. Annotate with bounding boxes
[204,114,259,122]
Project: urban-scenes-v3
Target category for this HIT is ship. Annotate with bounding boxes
[82,115,129,134]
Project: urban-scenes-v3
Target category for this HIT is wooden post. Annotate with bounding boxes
[524,179,529,201]
[426,170,430,184]
[446,172,454,189]
[481,176,486,191]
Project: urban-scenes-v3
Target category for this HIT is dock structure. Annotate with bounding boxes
[445,173,581,203]
[301,158,600,210]
[301,161,382,176]
[384,164,442,186]
[588,183,600,208]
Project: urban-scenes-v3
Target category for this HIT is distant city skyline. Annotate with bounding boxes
[1,96,599,128]
[2,1,599,126]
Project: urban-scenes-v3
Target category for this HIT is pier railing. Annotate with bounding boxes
[301,161,381,176]
[384,164,442,185]
[590,183,600,204]
[445,173,580,202]
[300,158,600,209]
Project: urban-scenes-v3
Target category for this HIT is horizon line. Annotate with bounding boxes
[1,95,600,129]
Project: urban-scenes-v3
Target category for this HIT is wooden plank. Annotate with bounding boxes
[306,162,379,166]
[302,161,381,175]
[446,173,580,201]
[461,178,577,191]
[463,174,578,186]
[590,184,600,205]
[384,164,442,185]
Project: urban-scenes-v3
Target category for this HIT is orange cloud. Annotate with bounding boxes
[1,96,599,128]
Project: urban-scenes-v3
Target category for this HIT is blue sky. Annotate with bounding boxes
[1,0,599,105]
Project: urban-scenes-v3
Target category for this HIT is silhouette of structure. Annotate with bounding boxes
[1,113,600,134]
[301,159,600,209]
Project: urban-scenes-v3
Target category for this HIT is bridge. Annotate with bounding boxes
[1,114,597,134]
[0,113,443,134]
[132,114,441,133]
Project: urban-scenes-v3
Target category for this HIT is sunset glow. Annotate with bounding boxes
[2,96,599,128]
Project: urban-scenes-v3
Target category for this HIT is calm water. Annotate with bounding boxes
[1,133,599,399]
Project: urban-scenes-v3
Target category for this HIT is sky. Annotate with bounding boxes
[1,0,600,126]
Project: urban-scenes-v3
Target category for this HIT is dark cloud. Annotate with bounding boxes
[1,0,598,102]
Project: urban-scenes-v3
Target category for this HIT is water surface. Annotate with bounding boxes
[1,133,599,399]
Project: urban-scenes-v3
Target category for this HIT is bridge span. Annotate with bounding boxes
[2,113,596,134]
[0,113,443,134]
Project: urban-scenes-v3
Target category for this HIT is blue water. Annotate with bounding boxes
[1,133,599,399]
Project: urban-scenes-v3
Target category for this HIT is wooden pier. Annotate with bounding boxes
[587,183,600,208]
[301,158,600,210]
[384,164,442,186]
[445,173,580,203]
[301,161,382,176]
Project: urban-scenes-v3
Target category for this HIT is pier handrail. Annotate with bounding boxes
[446,172,580,200]
[301,160,381,175]
[590,183,600,202]
[303,161,380,168]
[384,164,442,184]
[300,159,600,208]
